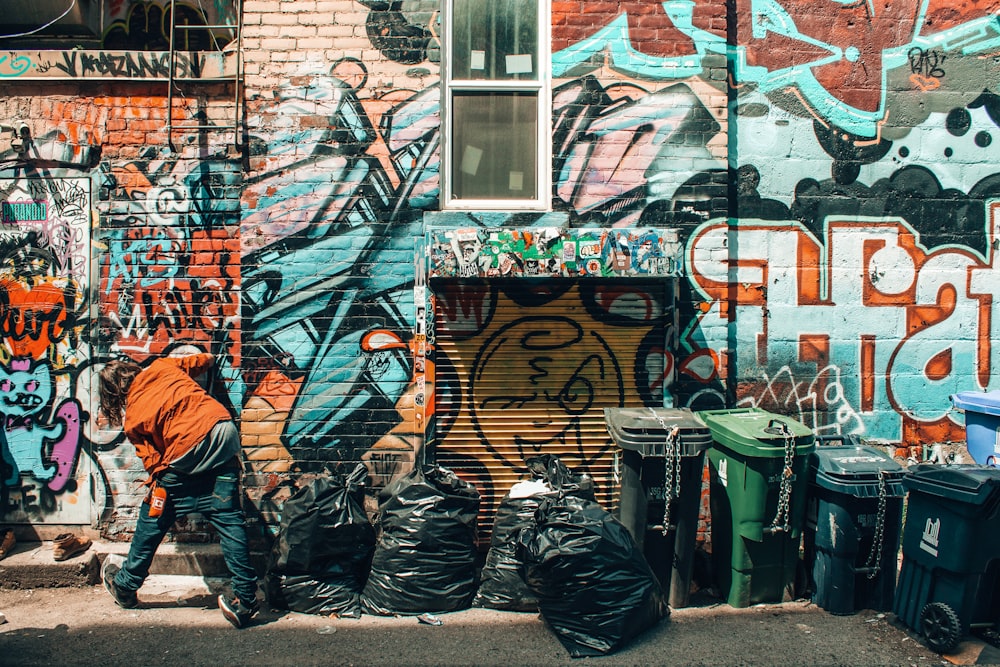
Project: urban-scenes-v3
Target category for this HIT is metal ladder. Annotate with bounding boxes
[165,0,243,152]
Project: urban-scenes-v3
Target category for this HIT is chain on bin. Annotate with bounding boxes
[864,469,888,579]
[768,424,795,534]
[652,408,683,536]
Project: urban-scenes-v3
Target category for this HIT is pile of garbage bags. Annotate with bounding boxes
[361,464,481,615]
[265,456,666,657]
[473,455,595,611]
[264,463,375,617]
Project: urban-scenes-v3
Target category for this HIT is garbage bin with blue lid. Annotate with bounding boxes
[697,408,815,608]
[803,434,905,615]
[605,407,712,608]
[893,463,1000,654]
[950,390,1000,466]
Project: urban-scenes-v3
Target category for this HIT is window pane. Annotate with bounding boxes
[451,92,537,200]
[451,0,538,81]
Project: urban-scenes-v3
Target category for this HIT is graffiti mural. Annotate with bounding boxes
[0,176,91,524]
[93,140,243,536]
[0,84,245,531]
[685,207,1000,443]
[99,150,240,370]
[3,0,999,539]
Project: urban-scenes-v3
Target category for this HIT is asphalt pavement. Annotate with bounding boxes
[0,573,985,667]
[1,538,998,666]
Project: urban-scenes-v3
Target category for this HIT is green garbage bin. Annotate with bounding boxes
[894,464,1000,653]
[605,407,712,608]
[698,408,815,608]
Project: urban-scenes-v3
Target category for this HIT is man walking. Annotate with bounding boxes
[97,353,260,628]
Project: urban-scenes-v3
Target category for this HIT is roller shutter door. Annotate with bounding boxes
[432,278,672,545]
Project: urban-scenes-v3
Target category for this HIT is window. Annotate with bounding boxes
[442,0,550,210]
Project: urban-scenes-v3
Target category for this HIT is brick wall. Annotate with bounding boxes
[0,0,997,545]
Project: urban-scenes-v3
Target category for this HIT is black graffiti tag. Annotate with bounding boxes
[908,47,946,79]
[54,51,207,79]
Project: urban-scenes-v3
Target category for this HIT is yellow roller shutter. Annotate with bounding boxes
[432,278,672,546]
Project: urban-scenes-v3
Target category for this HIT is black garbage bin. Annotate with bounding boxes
[803,435,905,615]
[605,407,711,608]
[894,464,1000,653]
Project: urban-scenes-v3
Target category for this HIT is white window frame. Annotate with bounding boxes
[440,0,551,211]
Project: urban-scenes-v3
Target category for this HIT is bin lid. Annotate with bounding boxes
[696,407,814,457]
[809,445,906,496]
[604,407,711,457]
[951,390,1000,417]
[902,463,1000,505]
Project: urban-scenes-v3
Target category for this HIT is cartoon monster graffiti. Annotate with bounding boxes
[0,358,82,492]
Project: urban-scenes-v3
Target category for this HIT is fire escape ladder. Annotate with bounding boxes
[166,0,243,152]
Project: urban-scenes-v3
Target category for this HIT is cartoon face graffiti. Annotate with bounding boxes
[0,358,81,492]
[0,357,58,482]
[469,316,621,469]
[359,330,429,490]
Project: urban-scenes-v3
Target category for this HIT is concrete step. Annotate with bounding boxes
[0,538,255,589]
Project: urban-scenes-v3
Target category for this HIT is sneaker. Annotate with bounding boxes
[101,559,138,609]
[219,594,259,629]
[52,533,92,561]
[0,528,15,560]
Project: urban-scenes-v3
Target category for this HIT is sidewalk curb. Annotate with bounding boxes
[0,540,265,589]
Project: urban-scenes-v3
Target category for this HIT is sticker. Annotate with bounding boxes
[919,517,940,557]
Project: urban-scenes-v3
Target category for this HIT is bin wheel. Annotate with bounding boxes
[921,602,962,654]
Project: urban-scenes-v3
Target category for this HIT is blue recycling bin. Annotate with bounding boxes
[894,464,1000,653]
[803,435,905,615]
[951,390,1000,466]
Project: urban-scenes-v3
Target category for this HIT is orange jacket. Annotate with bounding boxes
[124,354,232,478]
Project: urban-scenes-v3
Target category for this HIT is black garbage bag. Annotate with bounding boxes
[517,493,668,658]
[473,455,594,611]
[472,488,543,611]
[265,463,375,618]
[361,464,480,615]
[268,572,366,616]
[525,454,595,501]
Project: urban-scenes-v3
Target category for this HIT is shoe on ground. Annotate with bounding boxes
[0,528,15,558]
[219,594,259,629]
[52,533,92,561]
[0,528,14,560]
[101,559,138,609]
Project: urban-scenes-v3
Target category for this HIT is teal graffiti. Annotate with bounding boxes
[0,55,32,78]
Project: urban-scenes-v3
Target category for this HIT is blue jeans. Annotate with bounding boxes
[115,462,259,602]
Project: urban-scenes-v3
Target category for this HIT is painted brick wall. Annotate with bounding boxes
[0,1,998,548]
[0,75,240,540]
[239,0,439,528]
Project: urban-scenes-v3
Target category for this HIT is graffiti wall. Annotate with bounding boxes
[238,1,1000,532]
[0,176,91,524]
[0,83,241,532]
[689,0,1000,446]
[1,0,998,538]
[95,145,242,537]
